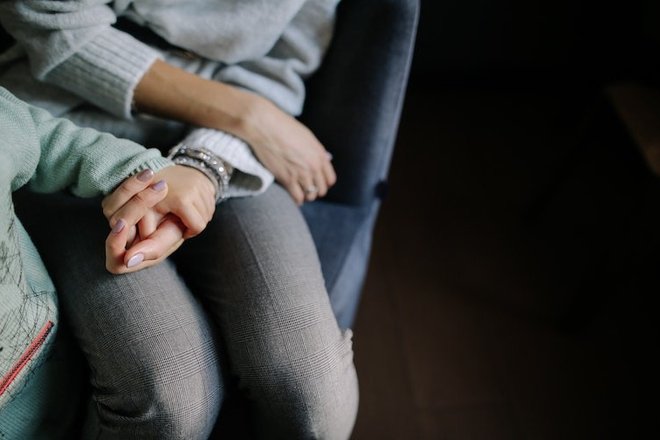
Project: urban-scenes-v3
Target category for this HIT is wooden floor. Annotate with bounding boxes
[350,83,659,439]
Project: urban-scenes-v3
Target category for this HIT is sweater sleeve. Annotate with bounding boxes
[27,103,172,197]
[0,0,161,119]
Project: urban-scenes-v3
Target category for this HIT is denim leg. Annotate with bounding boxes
[174,185,359,440]
[14,191,223,440]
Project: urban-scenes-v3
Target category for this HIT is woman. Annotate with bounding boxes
[0,1,358,439]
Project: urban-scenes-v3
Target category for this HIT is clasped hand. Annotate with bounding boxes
[102,165,216,274]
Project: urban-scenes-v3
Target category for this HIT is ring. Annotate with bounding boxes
[304,185,318,194]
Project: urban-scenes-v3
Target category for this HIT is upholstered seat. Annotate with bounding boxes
[301,0,419,328]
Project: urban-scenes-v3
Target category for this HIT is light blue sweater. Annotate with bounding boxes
[0,87,172,438]
[0,0,339,117]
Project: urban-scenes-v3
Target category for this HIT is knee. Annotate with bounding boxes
[93,363,223,440]
[146,373,223,440]
[258,329,360,439]
[90,331,224,440]
[296,366,359,440]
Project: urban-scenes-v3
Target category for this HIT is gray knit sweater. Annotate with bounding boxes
[0,0,339,197]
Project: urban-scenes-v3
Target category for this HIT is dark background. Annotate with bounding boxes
[411,0,660,85]
[3,2,659,437]
[352,1,660,438]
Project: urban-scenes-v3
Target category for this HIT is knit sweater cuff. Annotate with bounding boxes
[91,152,173,196]
[180,128,274,199]
[45,27,161,120]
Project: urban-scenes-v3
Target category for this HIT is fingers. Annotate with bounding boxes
[284,156,335,205]
[105,215,185,274]
[284,179,306,205]
[137,210,164,242]
[102,169,155,219]
[322,155,337,189]
[107,180,168,231]
[105,218,133,273]
[164,194,211,239]
[103,164,220,274]
[151,165,216,238]
[184,197,214,239]
[300,173,319,203]
[300,149,336,203]
[123,216,185,271]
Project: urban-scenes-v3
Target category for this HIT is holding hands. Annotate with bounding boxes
[102,166,217,274]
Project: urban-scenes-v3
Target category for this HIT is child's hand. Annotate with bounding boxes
[148,165,217,239]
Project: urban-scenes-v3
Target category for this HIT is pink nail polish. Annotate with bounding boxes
[126,253,144,268]
[151,180,166,191]
[111,219,126,235]
[137,169,154,182]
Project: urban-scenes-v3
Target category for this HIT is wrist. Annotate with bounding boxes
[208,85,266,145]
[168,145,233,202]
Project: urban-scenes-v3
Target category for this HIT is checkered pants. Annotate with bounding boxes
[16,184,358,439]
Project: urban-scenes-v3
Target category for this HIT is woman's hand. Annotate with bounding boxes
[133,60,336,205]
[102,165,216,273]
[238,95,336,205]
[148,165,217,239]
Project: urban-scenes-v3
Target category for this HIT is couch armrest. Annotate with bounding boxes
[300,0,419,206]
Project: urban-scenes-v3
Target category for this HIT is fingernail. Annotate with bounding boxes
[126,253,144,268]
[111,219,125,235]
[326,152,333,161]
[137,169,154,182]
[151,180,166,191]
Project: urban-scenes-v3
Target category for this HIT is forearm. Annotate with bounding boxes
[132,55,334,206]
[133,60,265,145]
[28,102,172,196]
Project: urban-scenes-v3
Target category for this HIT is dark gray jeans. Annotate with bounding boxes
[15,184,358,439]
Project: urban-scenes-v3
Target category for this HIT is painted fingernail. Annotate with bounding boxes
[137,169,154,182]
[151,180,166,191]
[126,253,144,268]
[111,219,126,235]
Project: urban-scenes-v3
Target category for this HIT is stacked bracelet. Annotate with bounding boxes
[167,144,234,202]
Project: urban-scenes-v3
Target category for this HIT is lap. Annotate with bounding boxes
[174,185,357,437]
[15,185,356,437]
[14,190,223,438]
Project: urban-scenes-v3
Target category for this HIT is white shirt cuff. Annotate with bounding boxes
[179,128,274,198]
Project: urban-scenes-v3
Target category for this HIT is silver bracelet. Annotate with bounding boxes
[168,144,234,202]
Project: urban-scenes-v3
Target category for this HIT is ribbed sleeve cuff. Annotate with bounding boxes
[93,150,173,196]
[45,27,161,119]
[180,128,274,198]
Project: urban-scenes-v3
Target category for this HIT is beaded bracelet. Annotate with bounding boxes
[168,144,234,202]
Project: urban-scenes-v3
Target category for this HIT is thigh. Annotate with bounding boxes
[14,190,224,439]
[173,185,358,438]
[174,184,340,347]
